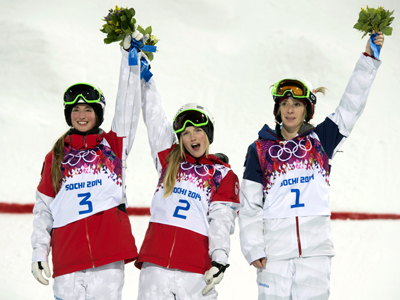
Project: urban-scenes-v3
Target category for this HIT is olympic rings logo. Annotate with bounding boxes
[62,150,99,166]
[180,163,215,176]
[268,139,312,162]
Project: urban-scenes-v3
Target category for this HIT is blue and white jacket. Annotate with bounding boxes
[239,53,381,264]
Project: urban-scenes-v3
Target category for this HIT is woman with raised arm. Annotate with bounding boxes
[239,32,384,299]
[132,55,240,299]
[30,32,146,299]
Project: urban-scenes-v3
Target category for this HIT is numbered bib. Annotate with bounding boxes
[263,168,331,219]
[149,162,230,236]
[150,184,210,236]
[255,134,331,219]
[50,140,123,228]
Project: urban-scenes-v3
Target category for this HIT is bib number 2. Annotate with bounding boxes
[78,192,93,215]
[173,199,191,219]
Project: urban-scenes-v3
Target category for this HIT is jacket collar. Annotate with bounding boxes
[183,151,226,166]
[64,128,105,150]
[258,123,315,141]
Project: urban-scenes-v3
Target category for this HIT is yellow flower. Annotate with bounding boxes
[152,35,160,43]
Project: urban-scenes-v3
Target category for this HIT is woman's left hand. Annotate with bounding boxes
[365,31,384,56]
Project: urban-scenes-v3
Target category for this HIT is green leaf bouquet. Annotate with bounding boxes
[100,5,159,61]
[353,6,394,38]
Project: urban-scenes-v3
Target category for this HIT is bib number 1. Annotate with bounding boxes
[290,189,305,208]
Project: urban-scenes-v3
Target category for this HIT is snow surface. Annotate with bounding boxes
[1,0,400,299]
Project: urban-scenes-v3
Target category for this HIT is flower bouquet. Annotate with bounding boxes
[353,6,394,38]
[100,5,159,61]
[353,6,394,59]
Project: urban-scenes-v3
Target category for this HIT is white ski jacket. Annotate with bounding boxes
[136,71,241,273]
[31,49,141,277]
[239,53,381,265]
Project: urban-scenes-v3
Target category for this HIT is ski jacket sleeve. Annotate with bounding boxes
[315,53,381,158]
[103,48,142,205]
[238,144,266,265]
[208,170,241,263]
[108,48,142,161]
[31,152,55,263]
[141,75,175,174]
[32,191,54,263]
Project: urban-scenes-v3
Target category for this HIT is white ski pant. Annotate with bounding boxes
[138,262,218,300]
[53,261,125,300]
[256,256,331,300]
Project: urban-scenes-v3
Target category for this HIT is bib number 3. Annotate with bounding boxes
[78,192,93,215]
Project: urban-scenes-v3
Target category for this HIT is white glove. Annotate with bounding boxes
[123,34,132,50]
[31,261,51,285]
[131,30,144,42]
[202,261,229,295]
[123,24,149,50]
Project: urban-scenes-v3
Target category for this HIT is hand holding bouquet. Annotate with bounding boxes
[100,5,159,61]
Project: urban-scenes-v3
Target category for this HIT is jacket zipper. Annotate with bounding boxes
[295,216,302,257]
[85,218,95,268]
[167,228,177,268]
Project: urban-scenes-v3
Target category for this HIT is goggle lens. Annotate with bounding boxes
[273,80,309,98]
[64,84,102,105]
[173,110,209,133]
[278,85,305,96]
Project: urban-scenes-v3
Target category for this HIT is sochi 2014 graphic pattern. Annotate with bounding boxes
[61,143,123,186]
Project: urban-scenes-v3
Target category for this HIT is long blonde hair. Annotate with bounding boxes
[50,131,69,194]
[163,134,210,198]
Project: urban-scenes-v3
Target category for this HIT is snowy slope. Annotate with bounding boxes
[1,0,400,213]
[1,0,400,299]
[1,215,399,299]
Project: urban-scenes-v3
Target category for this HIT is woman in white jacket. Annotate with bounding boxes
[30,31,146,300]
[134,61,241,298]
[239,32,384,299]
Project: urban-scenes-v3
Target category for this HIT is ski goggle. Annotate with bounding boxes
[271,79,311,100]
[173,109,209,134]
[64,83,104,106]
